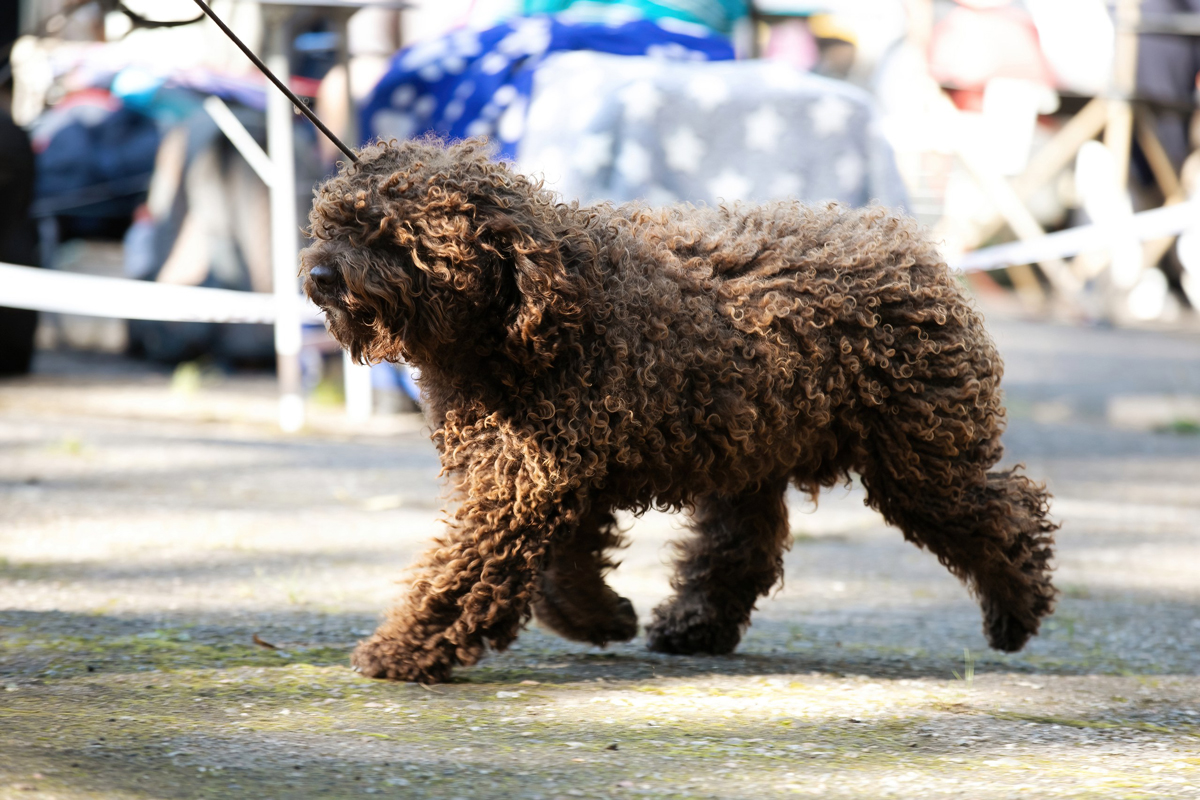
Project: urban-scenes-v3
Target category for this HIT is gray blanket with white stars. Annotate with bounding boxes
[517,51,909,211]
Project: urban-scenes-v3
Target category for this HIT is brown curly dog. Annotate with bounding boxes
[301,138,1057,684]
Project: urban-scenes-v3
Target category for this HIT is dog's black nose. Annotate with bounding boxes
[308,264,338,292]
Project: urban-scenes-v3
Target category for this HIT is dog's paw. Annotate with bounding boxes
[607,596,640,643]
[534,589,639,647]
[350,636,454,684]
[576,595,638,647]
[645,602,741,656]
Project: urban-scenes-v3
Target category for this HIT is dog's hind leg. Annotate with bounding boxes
[855,430,1058,653]
[533,506,639,647]
[646,477,790,655]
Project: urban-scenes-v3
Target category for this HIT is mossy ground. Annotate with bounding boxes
[3,321,1200,798]
[3,632,1199,799]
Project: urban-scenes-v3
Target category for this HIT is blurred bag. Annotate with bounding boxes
[31,93,160,238]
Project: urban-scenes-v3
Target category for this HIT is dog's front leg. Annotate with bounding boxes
[352,435,576,683]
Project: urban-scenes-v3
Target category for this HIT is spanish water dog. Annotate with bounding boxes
[300,138,1056,683]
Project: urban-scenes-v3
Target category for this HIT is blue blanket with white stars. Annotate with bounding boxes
[360,15,735,159]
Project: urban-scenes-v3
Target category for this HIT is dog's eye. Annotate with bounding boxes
[309,264,339,291]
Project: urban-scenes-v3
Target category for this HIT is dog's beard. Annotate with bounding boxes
[319,306,346,339]
[318,304,364,356]
[319,302,402,365]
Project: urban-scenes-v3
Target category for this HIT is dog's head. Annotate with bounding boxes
[301,137,590,373]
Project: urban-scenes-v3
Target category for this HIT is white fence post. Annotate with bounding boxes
[343,353,373,421]
[264,11,304,433]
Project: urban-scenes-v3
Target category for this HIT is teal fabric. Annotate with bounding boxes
[522,0,748,35]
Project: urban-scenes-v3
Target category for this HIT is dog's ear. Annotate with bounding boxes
[475,208,584,373]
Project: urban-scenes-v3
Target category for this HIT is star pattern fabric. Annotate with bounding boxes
[835,152,865,192]
[809,94,855,138]
[518,52,909,211]
[707,169,752,202]
[686,75,730,112]
[767,172,803,199]
[744,104,784,152]
[616,141,652,184]
[664,126,705,174]
[573,132,615,175]
[361,16,735,160]
[619,82,663,123]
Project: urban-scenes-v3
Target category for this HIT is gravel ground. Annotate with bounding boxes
[1,316,1198,799]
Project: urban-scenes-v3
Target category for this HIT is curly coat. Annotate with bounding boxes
[301,138,1057,684]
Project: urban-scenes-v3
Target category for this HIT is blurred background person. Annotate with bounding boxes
[0,18,41,376]
[1138,0,1200,172]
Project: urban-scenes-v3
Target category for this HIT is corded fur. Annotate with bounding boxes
[302,137,1058,683]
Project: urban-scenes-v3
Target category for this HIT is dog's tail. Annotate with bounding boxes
[970,467,1059,651]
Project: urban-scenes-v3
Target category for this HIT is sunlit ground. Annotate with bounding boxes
[2,316,1199,799]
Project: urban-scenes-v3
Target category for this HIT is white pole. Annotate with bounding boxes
[264,11,304,433]
[202,96,276,188]
[332,11,374,420]
[343,350,373,421]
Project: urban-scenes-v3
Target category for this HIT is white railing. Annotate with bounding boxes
[948,200,1200,273]
[0,261,319,324]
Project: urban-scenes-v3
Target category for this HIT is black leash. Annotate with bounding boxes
[188,0,360,163]
[118,3,206,29]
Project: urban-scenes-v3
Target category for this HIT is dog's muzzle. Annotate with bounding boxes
[307,264,341,305]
